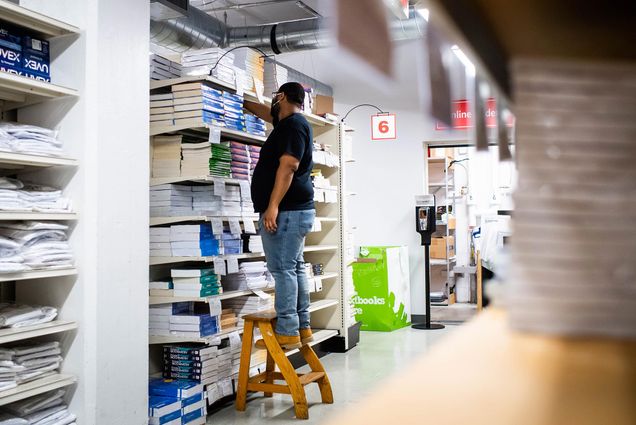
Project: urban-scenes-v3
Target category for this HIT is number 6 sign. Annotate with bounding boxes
[371,113,397,140]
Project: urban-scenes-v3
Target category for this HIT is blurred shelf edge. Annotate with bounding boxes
[0,321,77,345]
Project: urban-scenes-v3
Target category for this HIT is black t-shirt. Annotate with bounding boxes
[251,113,315,213]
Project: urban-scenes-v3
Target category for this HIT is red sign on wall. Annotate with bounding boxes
[436,98,501,130]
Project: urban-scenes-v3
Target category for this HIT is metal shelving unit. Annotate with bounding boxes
[147,74,351,412]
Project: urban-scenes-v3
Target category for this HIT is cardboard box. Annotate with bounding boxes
[430,236,455,259]
[312,95,334,116]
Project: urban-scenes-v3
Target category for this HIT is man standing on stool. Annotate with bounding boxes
[245,82,315,350]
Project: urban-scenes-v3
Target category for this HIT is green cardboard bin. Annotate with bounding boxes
[352,246,411,331]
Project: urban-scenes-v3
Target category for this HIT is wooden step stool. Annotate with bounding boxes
[235,311,334,420]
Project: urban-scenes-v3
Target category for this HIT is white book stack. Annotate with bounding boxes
[150,227,171,257]
[150,93,175,126]
[507,59,636,339]
[181,141,211,176]
[221,261,272,292]
[233,48,264,92]
[152,135,182,177]
[169,224,215,257]
[222,295,274,328]
[181,48,236,84]
[150,53,182,80]
[149,304,174,337]
[150,184,193,217]
[191,186,242,216]
[191,186,222,215]
[264,61,288,95]
[215,345,233,381]
[247,235,264,254]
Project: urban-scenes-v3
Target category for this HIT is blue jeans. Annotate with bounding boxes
[260,209,316,336]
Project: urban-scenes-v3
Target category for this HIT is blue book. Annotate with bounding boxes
[224,110,244,120]
[149,378,204,399]
[181,393,204,408]
[245,114,265,123]
[201,85,223,98]
[172,302,194,315]
[0,24,21,52]
[182,408,206,424]
[0,45,21,69]
[148,407,182,425]
[149,396,181,418]
[0,65,22,77]
[222,91,243,103]
[21,35,50,77]
[21,70,50,82]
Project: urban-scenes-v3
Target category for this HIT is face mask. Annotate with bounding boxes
[270,97,281,126]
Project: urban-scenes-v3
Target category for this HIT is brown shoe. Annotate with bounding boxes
[255,332,302,350]
[300,328,314,344]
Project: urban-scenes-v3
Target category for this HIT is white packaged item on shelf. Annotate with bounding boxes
[0,305,58,328]
[4,388,66,416]
[150,184,193,217]
[0,222,73,270]
[0,178,72,214]
[0,123,65,157]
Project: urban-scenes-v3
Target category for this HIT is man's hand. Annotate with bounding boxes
[263,206,279,233]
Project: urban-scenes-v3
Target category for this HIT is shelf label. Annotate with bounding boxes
[208,297,222,316]
[213,258,227,276]
[227,257,239,274]
[213,177,226,197]
[209,125,221,144]
[253,77,265,104]
[243,215,256,234]
[211,217,224,236]
[238,180,250,200]
[229,331,241,349]
[371,113,396,140]
[208,383,220,404]
[229,218,242,237]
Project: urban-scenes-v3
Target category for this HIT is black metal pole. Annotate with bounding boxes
[425,244,431,327]
[412,241,445,330]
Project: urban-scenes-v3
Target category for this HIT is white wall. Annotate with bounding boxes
[19,1,149,423]
[338,102,432,315]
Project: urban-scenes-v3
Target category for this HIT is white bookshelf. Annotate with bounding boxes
[0,0,80,413]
